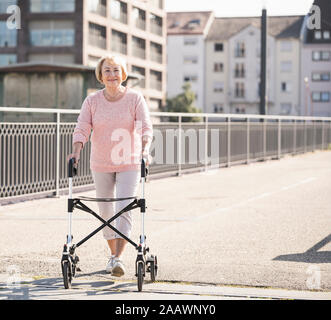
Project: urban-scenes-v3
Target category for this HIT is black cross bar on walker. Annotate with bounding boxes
[68,196,145,250]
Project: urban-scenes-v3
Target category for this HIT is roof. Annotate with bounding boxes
[304,0,331,44]
[0,62,95,73]
[206,15,304,41]
[0,62,143,79]
[167,11,214,35]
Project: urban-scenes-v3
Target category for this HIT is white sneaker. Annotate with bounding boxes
[112,258,125,277]
[106,255,115,274]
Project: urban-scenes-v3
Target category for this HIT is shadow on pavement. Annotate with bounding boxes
[273,234,331,263]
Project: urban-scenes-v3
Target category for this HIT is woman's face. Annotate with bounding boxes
[101,60,123,89]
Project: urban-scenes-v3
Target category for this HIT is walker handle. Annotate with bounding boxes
[141,158,148,178]
[68,158,77,178]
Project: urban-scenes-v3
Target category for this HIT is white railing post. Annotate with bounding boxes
[263,118,267,160]
[246,117,250,164]
[205,115,209,172]
[321,120,324,149]
[55,112,60,197]
[278,118,281,159]
[227,116,231,167]
[178,115,182,176]
[293,119,296,155]
[304,119,307,153]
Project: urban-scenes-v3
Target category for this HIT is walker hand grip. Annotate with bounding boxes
[141,158,148,178]
[68,158,77,178]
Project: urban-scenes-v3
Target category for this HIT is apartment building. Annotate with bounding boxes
[205,15,304,115]
[300,0,331,117]
[0,0,166,111]
[166,11,214,112]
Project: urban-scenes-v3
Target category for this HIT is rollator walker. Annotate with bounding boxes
[61,158,158,292]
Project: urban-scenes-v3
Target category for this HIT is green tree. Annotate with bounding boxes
[164,83,202,122]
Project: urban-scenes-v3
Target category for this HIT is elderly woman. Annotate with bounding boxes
[67,55,153,277]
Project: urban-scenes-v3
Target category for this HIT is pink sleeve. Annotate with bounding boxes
[135,93,153,140]
[73,96,92,146]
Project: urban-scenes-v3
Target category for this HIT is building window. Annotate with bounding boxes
[88,0,107,17]
[312,92,330,102]
[150,13,162,36]
[150,41,162,63]
[111,29,127,54]
[235,107,245,114]
[312,51,331,61]
[281,103,292,115]
[214,43,223,52]
[132,7,146,30]
[187,19,200,29]
[281,81,292,93]
[235,42,245,58]
[0,21,17,47]
[213,103,224,113]
[323,31,330,39]
[150,70,162,91]
[280,40,292,52]
[131,65,145,88]
[280,61,292,72]
[214,62,223,72]
[30,0,75,12]
[110,0,127,24]
[88,22,106,49]
[0,54,16,66]
[235,83,245,98]
[213,82,224,93]
[183,56,198,64]
[30,21,75,47]
[312,72,330,81]
[183,75,198,83]
[184,38,197,46]
[132,36,145,59]
[235,63,245,78]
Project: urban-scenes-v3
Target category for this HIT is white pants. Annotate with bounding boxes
[92,170,141,240]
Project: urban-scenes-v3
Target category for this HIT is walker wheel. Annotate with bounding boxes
[137,263,144,292]
[150,255,158,282]
[62,260,72,289]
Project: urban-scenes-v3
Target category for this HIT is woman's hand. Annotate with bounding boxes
[67,142,83,167]
[66,152,80,167]
[142,150,153,166]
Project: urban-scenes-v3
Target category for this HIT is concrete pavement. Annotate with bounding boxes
[1,150,331,300]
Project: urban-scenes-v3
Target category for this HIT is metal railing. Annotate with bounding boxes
[1,106,331,201]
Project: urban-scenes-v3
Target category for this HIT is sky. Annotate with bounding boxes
[164,0,314,17]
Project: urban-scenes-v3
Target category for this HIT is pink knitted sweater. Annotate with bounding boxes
[73,87,153,172]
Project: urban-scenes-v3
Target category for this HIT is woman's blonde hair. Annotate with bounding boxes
[95,54,128,84]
